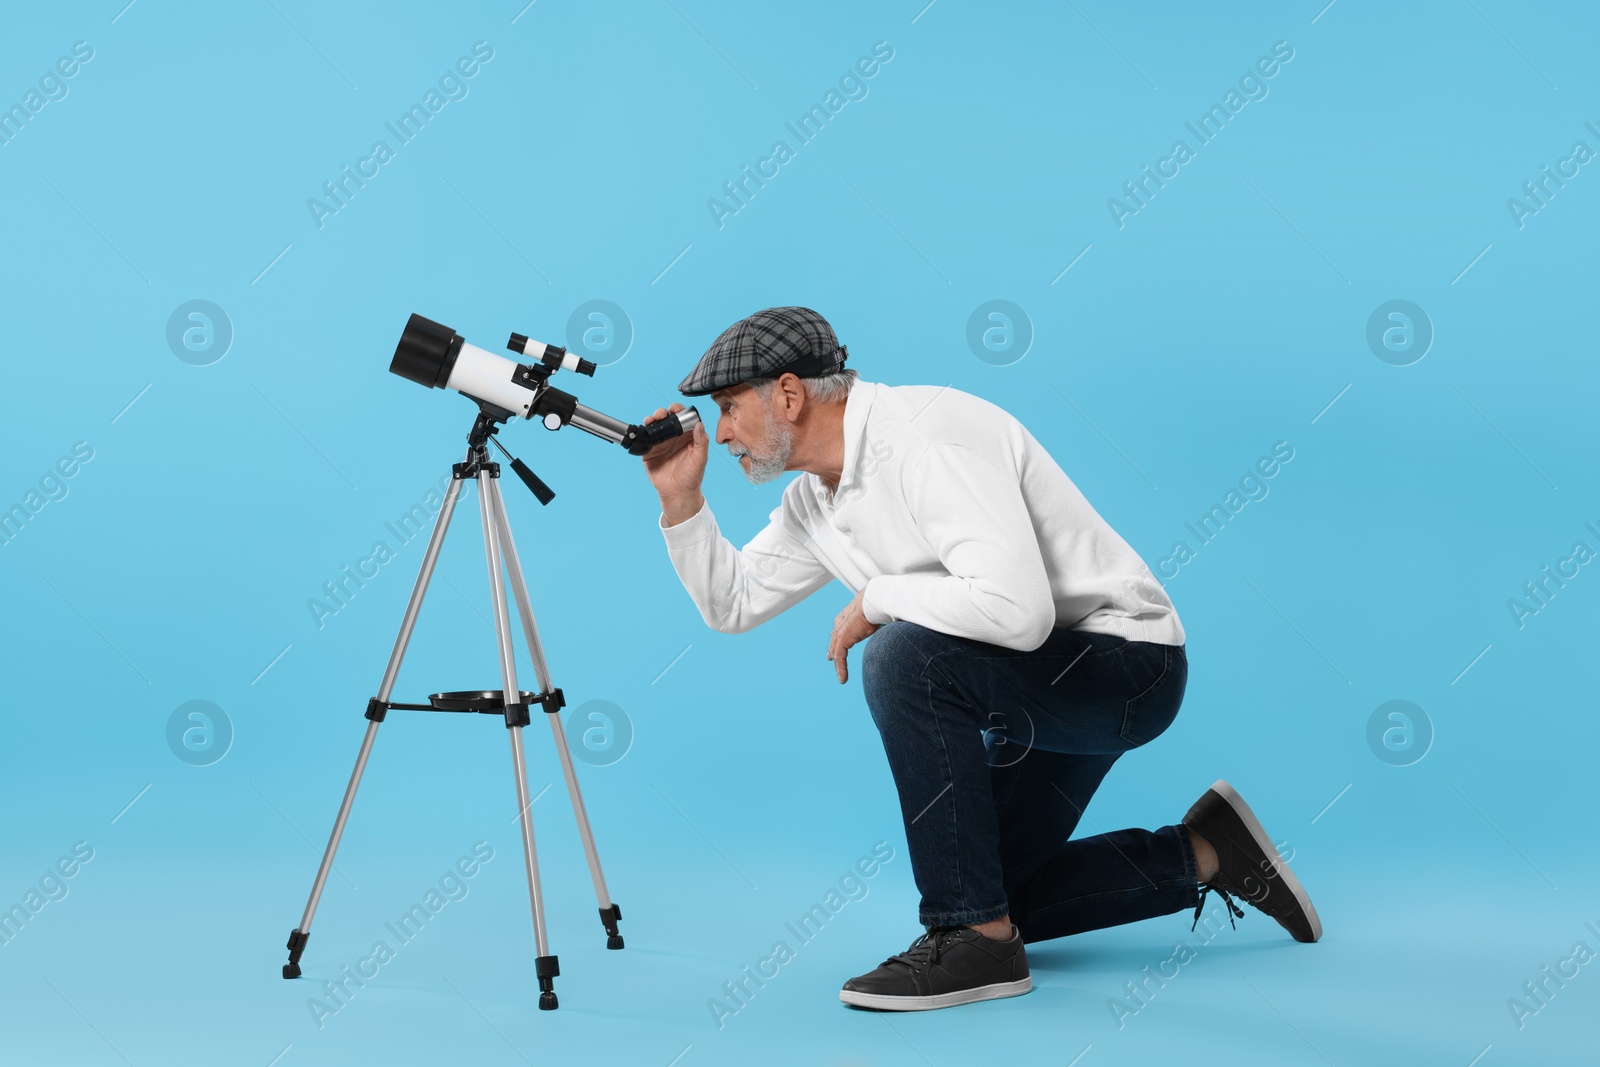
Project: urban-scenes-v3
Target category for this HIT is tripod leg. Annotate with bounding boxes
[282,475,465,980]
[481,472,560,1010]
[492,479,625,950]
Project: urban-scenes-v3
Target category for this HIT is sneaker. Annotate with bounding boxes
[1183,779,1322,943]
[839,924,1032,1011]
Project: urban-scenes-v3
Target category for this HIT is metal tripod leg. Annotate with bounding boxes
[489,476,625,950]
[283,476,466,979]
[479,471,561,1010]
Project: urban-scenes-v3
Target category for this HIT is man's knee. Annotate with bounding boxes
[861,620,952,703]
[862,620,929,677]
[862,620,906,674]
[861,622,910,717]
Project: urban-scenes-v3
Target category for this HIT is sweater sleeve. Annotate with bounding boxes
[659,491,835,634]
[860,442,1056,651]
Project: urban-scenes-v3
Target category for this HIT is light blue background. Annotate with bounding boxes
[2,1,1596,1063]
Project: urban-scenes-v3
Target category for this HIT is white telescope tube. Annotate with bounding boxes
[446,341,538,418]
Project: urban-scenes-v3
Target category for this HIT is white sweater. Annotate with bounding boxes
[658,379,1184,652]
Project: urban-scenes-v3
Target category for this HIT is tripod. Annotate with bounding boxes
[281,408,623,1011]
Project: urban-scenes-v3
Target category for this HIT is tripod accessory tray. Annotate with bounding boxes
[429,689,535,711]
[364,688,565,727]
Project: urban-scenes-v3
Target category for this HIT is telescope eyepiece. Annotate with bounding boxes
[621,406,702,456]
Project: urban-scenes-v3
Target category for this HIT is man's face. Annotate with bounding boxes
[712,383,793,485]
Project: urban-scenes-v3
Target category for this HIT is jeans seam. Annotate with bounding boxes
[1120,645,1173,746]
[1032,877,1199,910]
[1020,881,1197,929]
[1173,822,1200,906]
[919,647,969,917]
[922,644,1016,921]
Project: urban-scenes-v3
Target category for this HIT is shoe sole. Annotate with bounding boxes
[839,976,1032,1011]
[1200,779,1322,943]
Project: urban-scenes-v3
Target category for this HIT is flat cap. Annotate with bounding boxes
[677,306,848,397]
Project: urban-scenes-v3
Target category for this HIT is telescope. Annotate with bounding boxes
[282,311,698,1009]
[391,312,700,456]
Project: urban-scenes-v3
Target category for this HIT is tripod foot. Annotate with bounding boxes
[599,903,624,949]
[535,954,559,1010]
[283,929,309,979]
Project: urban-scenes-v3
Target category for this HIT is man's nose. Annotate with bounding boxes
[716,415,732,444]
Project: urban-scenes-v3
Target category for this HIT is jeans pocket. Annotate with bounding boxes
[1119,644,1183,747]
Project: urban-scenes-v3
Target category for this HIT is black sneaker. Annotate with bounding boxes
[1183,779,1322,943]
[839,924,1031,1011]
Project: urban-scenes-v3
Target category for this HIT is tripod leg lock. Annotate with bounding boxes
[540,687,566,714]
[364,697,389,723]
[503,701,532,728]
[283,928,309,979]
[600,903,624,949]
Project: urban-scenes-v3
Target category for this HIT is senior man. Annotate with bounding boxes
[640,306,1320,1012]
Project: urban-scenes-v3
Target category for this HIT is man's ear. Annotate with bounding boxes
[778,372,806,420]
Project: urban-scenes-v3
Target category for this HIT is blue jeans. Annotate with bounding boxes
[860,621,1199,942]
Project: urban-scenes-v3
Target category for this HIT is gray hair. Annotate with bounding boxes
[747,368,858,406]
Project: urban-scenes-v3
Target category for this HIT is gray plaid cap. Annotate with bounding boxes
[677,306,848,397]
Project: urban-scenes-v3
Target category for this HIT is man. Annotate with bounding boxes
[640,306,1320,1012]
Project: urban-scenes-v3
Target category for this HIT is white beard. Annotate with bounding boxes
[732,403,793,485]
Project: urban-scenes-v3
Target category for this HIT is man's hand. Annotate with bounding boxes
[827,590,881,684]
[642,402,708,525]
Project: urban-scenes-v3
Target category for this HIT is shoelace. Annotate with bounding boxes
[1191,883,1246,932]
[884,925,967,969]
